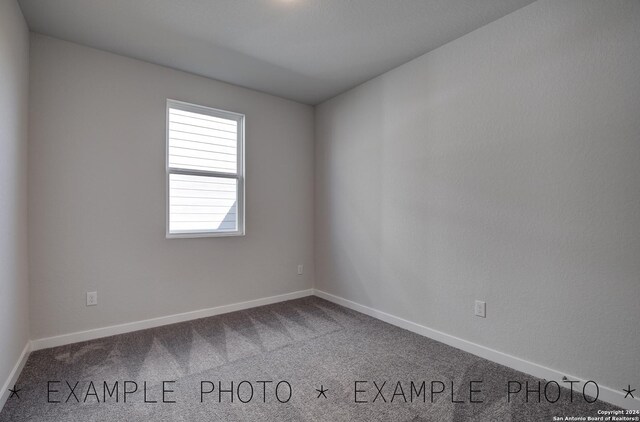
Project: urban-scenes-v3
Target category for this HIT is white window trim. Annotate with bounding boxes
[165,99,245,238]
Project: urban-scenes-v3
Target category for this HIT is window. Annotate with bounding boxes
[166,100,244,237]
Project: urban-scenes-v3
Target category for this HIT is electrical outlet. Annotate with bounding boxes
[297,264,303,275]
[87,291,98,306]
[475,300,486,318]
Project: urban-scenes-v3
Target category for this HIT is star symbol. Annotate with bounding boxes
[316,385,328,399]
[623,385,635,399]
[8,384,21,400]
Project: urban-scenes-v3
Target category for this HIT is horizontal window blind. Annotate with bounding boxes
[168,108,238,173]
[167,100,244,236]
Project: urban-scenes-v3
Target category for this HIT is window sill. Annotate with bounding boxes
[166,230,245,239]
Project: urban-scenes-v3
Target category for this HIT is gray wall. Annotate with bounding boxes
[29,35,315,339]
[315,0,640,391]
[0,0,30,386]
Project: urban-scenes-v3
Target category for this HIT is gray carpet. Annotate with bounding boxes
[1,297,619,421]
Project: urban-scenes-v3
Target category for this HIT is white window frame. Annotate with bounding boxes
[166,99,245,238]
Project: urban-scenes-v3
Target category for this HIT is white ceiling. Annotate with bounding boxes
[18,0,535,104]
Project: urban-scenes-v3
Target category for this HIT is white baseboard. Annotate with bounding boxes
[31,289,314,351]
[313,289,639,410]
[0,342,31,411]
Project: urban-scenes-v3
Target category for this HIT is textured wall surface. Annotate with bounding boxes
[315,0,640,391]
[0,0,30,391]
[29,35,314,339]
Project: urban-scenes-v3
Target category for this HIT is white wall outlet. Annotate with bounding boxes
[87,291,98,306]
[297,264,303,275]
[475,300,486,318]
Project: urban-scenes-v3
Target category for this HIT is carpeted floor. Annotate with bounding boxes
[1,296,619,421]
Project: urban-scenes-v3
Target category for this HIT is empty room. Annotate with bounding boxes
[1,0,639,420]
